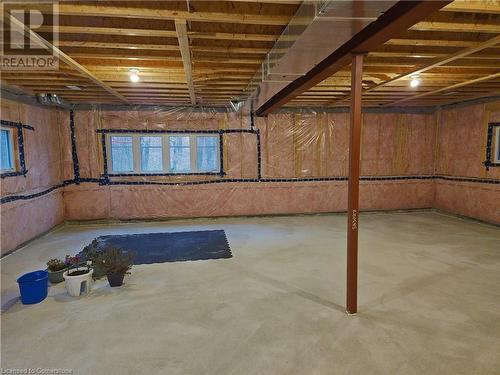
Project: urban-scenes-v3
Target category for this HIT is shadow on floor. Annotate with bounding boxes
[224,260,345,313]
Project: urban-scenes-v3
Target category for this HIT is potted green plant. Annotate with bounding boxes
[46,258,68,284]
[96,246,134,287]
[81,239,106,279]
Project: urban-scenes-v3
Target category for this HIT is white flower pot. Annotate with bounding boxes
[63,267,93,297]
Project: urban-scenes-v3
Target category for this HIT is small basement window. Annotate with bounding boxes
[485,123,500,168]
[0,128,15,172]
[107,133,220,174]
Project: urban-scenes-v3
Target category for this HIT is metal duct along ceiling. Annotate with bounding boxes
[248,0,398,112]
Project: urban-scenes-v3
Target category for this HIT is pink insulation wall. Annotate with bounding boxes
[434,101,500,224]
[63,108,436,221]
[1,98,499,254]
[1,99,69,254]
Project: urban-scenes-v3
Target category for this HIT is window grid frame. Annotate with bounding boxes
[169,135,193,173]
[196,136,220,173]
[106,133,220,175]
[108,135,134,173]
[139,135,165,173]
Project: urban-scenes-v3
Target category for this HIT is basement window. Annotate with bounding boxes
[107,134,220,174]
[0,128,15,172]
[484,123,500,168]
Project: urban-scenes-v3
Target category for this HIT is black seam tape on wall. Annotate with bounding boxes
[250,101,255,130]
[256,129,262,180]
[223,129,258,134]
[0,171,25,178]
[0,119,33,179]
[101,133,109,183]
[17,124,27,176]
[2,175,499,205]
[0,180,72,204]
[0,178,99,204]
[0,119,35,131]
[105,172,223,177]
[0,185,63,204]
[484,122,500,170]
[69,110,81,183]
[219,131,224,177]
[96,128,258,134]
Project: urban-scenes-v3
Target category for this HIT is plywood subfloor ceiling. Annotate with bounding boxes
[290,0,500,108]
[1,0,300,106]
[1,0,499,108]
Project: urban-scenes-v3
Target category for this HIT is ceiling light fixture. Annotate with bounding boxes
[410,76,420,88]
[129,69,140,83]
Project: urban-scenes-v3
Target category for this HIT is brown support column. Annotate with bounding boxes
[346,53,363,314]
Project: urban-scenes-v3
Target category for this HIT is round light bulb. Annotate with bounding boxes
[410,78,420,88]
[130,73,139,83]
[129,69,140,83]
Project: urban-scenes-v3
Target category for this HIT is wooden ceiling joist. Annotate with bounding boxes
[57,41,269,55]
[386,38,499,48]
[441,0,500,14]
[38,26,277,42]
[384,72,500,106]
[69,53,261,65]
[175,20,196,105]
[49,4,291,26]
[410,21,500,33]
[328,34,500,105]
[82,67,255,74]
[372,34,500,84]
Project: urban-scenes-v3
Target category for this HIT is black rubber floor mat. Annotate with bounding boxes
[82,230,232,265]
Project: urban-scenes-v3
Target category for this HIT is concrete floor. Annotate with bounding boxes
[1,211,499,375]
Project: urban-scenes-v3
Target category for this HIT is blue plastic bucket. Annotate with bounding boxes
[17,270,48,305]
